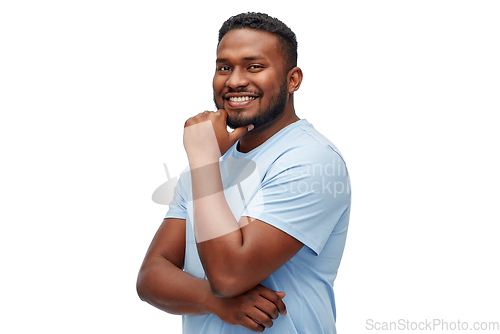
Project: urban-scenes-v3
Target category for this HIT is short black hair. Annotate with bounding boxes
[218,12,298,73]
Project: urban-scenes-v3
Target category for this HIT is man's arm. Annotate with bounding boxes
[183,111,304,298]
[191,164,304,298]
[136,218,211,315]
[136,218,288,332]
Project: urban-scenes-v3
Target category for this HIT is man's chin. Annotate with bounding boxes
[226,115,254,130]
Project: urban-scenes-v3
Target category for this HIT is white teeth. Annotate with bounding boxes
[229,96,256,102]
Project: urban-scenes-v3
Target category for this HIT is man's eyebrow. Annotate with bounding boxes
[243,56,266,61]
[216,56,266,63]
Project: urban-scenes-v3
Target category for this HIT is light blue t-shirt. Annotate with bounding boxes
[166,119,351,334]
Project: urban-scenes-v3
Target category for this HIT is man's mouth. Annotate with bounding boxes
[224,93,259,109]
[228,96,257,102]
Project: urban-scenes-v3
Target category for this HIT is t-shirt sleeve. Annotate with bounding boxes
[242,145,351,255]
[164,167,189,220]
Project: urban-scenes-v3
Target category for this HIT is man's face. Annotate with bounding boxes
[213,28,289,130]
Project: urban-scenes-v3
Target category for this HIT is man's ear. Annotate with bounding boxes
[287,67,303,94]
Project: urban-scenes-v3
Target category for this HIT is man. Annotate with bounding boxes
[137,12,351,333]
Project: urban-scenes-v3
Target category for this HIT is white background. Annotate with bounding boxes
[1,1,499,333]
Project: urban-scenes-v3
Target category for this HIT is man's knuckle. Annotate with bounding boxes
[250,321,263,332]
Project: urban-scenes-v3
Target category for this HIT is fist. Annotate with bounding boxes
[183,110,251,159]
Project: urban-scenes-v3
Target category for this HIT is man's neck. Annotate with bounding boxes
[236,110,300,154]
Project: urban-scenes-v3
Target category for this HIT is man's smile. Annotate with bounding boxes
[229,96,257,102]
[223,92,259,109]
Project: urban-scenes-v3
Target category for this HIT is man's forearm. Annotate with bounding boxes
[189,159,252,296]
[137,255,288,330]
[137,256,216,315]
[190,161,244,244]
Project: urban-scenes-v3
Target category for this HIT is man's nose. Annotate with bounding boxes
[225,68,248,89]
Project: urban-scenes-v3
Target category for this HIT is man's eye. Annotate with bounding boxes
[249,65,263,70]
[218,66,231,72]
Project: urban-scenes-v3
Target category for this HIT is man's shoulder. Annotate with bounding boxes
[269,120,345,165]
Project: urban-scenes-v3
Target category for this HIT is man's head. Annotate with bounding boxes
[218,12,298,74]
[213,13,302,130]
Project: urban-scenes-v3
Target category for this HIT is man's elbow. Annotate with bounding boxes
[136,269,152,302]
[208,275,248,298]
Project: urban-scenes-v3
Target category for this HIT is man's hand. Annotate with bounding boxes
[211,284,287,332]
[183,109,252,161]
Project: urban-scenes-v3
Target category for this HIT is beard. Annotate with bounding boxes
[213,79,289,130]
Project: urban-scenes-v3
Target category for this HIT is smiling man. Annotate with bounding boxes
[137,12,351,333]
